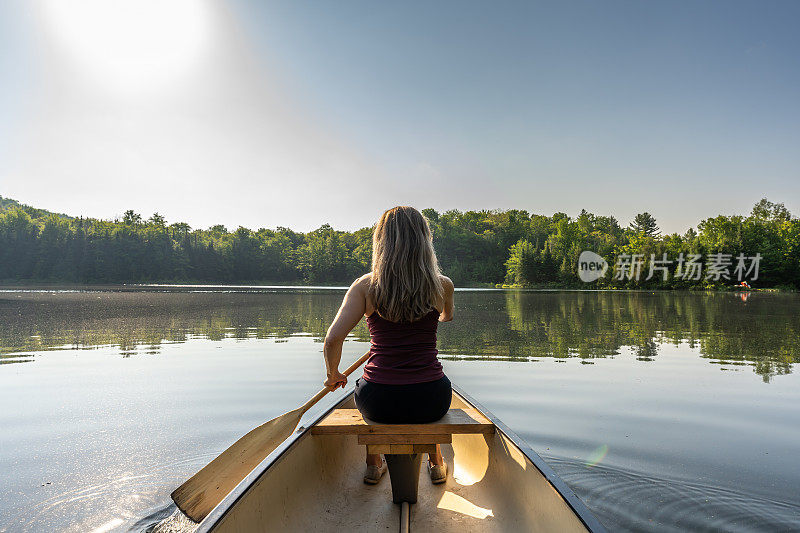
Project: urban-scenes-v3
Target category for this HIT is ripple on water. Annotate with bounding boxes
[546,456,800,533]
[0,453,215,533]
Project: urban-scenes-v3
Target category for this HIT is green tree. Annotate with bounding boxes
[505,240,537,285]
[0,196,797,290]
[122,210,142,226]
[751,198,790,222]
[629,212,660,237]
[148,213,167,227]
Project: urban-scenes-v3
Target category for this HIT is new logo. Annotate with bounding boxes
[578,251,608,282]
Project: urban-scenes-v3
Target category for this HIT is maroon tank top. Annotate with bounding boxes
[362,308,444,385]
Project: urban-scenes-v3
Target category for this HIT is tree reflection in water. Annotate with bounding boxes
[0,288,796,382]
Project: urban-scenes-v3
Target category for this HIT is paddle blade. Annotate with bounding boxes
[172,407,304,522]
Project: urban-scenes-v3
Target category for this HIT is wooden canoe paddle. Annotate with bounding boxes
[171,350,371,522]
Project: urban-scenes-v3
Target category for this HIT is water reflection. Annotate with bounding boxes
[1,287,799,533]
[0,288,797,381]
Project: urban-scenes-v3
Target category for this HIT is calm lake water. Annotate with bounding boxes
[1,287,799,532]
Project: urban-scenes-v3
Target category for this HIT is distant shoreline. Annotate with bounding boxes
[0,281,792,293]
[2,197,797,291]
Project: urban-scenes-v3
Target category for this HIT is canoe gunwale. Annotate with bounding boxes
[451,385,608,533]
[196,384,608,533]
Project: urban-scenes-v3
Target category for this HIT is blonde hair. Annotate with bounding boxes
[370,206,443,323]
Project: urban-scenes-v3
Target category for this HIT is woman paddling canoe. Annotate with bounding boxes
[322,205,455,485]
[169,209,606,531]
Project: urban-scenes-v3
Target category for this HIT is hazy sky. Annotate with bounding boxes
[1,1,798,233]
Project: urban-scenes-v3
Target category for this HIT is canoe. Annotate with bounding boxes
[194,385,607,532]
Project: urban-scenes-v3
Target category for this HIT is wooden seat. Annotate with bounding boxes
[311,408,495,455]
[312,407,496,504]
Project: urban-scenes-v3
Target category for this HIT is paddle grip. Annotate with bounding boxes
[299,349,371,415]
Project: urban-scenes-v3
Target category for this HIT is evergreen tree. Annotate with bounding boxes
[629,212,660,237]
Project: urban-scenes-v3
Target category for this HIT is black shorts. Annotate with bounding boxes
[354,375,452,424]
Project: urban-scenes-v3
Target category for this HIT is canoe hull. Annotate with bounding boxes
[197,386,606,532]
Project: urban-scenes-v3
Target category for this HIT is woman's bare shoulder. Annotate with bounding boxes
[351,273,373,292]
[356,273,375,315]
[438,274,454,291]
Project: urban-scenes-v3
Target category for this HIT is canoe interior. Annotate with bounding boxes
[205,392,589,532]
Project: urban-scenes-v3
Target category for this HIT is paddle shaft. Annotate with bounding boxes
[300,349,371,415]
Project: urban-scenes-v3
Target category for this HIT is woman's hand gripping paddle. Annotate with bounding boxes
[171,350,371,522]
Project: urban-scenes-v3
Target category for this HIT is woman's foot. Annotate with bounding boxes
[428,460,447,484]
[363,460,387,484]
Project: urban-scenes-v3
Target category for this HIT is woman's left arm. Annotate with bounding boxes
[439,276,455,322]
[323,277,368,388]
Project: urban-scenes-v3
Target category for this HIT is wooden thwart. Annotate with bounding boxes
[357,432,452,458]
[311,408,494,436]
[366,444,438,455]
[357,433,452,445]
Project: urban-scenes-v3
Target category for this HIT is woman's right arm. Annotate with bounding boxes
[323,276,368,388]
[439,275,455,322]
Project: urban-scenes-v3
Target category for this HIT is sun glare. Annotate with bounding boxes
[40,0,211,95]
[437,492,494,520]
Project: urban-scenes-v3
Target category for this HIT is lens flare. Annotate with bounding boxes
[584,444,608,467]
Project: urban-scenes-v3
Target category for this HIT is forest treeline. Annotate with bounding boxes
[0,196,798,289]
